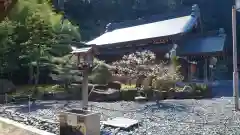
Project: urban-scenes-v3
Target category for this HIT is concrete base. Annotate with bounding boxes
[103,117,139,129]
[0,117,55,135]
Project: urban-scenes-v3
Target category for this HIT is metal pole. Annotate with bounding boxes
[82,69,89,110]
[232,6,239,110]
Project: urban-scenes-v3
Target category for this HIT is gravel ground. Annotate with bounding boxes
[1,97,240,135]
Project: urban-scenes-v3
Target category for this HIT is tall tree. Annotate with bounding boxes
[0,0,81,85]
[0,19,19,75]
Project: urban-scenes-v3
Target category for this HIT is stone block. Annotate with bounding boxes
[60,109,100,135]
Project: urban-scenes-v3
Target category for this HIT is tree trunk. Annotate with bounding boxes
[64,79,70,93]
[28,64,33,84]
[34,61,39,87]
[136,75,145,88]
[33,61,40,98]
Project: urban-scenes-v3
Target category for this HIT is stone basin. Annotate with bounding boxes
[59,109,100,135]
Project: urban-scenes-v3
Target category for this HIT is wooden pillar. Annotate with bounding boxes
[211,66,214,82]
[187,57,191,81]
[204,57,208,82]
[191,63,197,80]
[179,58,188,81]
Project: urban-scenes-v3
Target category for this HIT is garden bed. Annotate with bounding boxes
[119,89,211,101]
[5,82,212,102]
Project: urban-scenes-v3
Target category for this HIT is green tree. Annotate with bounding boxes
[22,11,57,89]
[0,0,81,86]
[0,19,19,75]
[50,55,81,93]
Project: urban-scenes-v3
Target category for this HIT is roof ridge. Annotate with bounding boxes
[105,6,193,32]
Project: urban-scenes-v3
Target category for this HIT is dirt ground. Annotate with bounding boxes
[0,121,36,135]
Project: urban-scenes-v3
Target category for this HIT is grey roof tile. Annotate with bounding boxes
[87,15,198,45]
[177,34,226,55]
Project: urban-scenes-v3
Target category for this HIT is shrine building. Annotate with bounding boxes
[85,4,229,81]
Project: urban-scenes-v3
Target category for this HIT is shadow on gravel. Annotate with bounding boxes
[143,102,189,112]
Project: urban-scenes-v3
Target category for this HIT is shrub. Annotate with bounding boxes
[152,64,183,92]
[143,89,154,98]
[152,79,176,92]
[120,89,138,101]
[89,62,112,84]
[121,84,136,89]
[190,83,210,93]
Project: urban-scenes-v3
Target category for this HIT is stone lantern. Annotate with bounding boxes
[59,45,100,135]
[71,45,98,109]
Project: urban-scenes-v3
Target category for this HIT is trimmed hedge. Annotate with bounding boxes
[120,88,138,101]
[120,86,212,101]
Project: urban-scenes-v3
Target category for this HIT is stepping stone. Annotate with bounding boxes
[102,117,139,129]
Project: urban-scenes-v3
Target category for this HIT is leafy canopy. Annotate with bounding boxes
[0,0,81,82]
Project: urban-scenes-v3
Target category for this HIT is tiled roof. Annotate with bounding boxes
[107,7,192,31]
[87,15,198,45]
[177,34,226,55]
[96,31,227,56]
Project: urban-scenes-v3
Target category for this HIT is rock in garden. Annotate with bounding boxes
[107,81,121,90]
[89,88,120,101]
[182,85,193,92]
